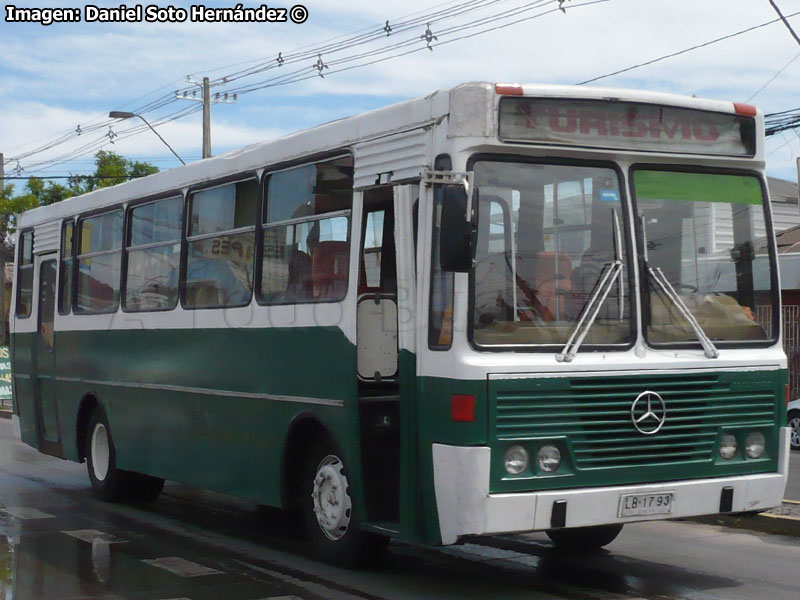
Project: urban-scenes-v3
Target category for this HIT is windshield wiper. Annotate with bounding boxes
[556,260,623,362]
[557,209,625,363]
[648,266,719,359]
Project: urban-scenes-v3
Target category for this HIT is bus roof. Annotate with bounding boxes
[18,82,761,229]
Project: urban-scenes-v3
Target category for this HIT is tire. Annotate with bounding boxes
[546,524,623,552]
[789,410,800,451]
[85,406,164,503]
[301,441,388,567]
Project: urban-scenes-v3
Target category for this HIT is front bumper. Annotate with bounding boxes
[432,426,790,545]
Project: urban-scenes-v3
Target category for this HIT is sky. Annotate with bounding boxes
[3,0,800,184]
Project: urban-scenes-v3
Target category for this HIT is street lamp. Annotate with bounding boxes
[107,111,186,165]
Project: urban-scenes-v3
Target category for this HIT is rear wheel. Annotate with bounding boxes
[546,524,623,551]
[789,410,800,451]
[301,441,388,567]
[85,406,164,503]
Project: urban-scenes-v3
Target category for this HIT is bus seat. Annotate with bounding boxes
[534,251,572,320]
[312,241,349,299]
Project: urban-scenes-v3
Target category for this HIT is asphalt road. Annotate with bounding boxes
[1,418,799,600]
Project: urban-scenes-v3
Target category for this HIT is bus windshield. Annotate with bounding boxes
[471,160,632,347]
[634,169,776,345]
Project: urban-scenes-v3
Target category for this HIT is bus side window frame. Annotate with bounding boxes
[255,153,354,307]
[180,173,260,310]
[74,208,125,315]
[122,192,185,313]
[15,228,35,319]
[58,219,75,315]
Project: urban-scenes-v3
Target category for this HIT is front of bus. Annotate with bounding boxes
[425,83,789,546]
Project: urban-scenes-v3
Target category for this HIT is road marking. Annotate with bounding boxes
[62,529,127,544]
[142,557,223,577]
[0,507,54,519]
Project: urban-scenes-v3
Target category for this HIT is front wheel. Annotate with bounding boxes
[301,442,388,567]
[789,410,800,451]
[546,524,623,551]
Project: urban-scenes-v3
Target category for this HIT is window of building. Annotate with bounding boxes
[16,230,34,318]
[185,179,259,308]
[76,210,123,313]
[259,156,353,304]
[125,196,183,311]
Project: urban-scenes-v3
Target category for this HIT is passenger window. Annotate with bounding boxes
[363,210,384,289]
[16,230,34,318]
[259,156,353,304]
[125,196,183,311]
[185,179,258,308]
[59,221,74,314]
[76,210,123,314]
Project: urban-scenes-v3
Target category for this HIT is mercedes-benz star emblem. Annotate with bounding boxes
[631,391,667,435]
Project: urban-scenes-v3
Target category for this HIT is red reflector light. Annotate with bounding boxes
[734,102,757,117]
[452,394,477,422]
[495,83,524,96]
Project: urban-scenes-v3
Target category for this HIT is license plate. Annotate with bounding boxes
[618,492,674,517]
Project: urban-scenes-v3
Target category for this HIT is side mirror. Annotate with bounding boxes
[439,184,474,272]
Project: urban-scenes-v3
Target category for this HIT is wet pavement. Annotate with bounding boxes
[1,418,799,600]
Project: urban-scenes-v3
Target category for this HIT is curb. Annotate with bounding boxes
[0,409,12,420]
[688,503,800,537]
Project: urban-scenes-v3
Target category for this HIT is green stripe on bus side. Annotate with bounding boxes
[12,327,361,509]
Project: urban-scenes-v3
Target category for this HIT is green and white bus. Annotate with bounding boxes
[10,82,789,564]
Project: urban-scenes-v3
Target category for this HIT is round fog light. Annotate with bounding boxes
[745,431,765,459]
[504,445,529,475]
[537,445,562,473]
[719,434,738,460]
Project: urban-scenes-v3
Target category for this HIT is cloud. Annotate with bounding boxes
[3,0,800,181]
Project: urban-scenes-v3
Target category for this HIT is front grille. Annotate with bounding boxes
[493,373,777,469]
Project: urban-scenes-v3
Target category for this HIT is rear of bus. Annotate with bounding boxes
[425,84,789,546]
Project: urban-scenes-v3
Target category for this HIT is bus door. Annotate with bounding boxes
[356,184,413,524]
[33,255,62,457]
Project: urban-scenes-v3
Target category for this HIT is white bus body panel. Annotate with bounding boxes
[433,427,790,545]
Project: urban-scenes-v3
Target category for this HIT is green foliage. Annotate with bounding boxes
[2,151,160,236]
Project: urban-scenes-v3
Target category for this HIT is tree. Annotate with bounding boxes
[69,150,159,195]
[0,151,159,344]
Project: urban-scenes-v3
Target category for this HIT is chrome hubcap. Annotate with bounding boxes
[311,455,352,540]
[91,423,110,481]
[790,416,800,449]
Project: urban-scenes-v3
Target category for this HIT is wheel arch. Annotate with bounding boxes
[280,412,339,511]
[76,392,102,463]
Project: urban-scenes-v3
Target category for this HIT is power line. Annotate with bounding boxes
[577,10,800,85]
[7,0,572,174]
[769,0,800,46]
[746,50,800,102]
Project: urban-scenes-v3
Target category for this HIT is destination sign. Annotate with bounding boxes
[498,98,756,157]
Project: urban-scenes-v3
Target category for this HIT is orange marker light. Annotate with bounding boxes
[452,394,477,422]
[734,102,757,117]
[495,83,524,96]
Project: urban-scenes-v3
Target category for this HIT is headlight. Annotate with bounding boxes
[537,445,562,473]
[745,431,766,459]
[504,445,529,475]
[719,434,738,460]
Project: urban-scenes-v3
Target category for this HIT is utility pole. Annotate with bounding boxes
[176,76,237,159]
[202,77,211,159]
